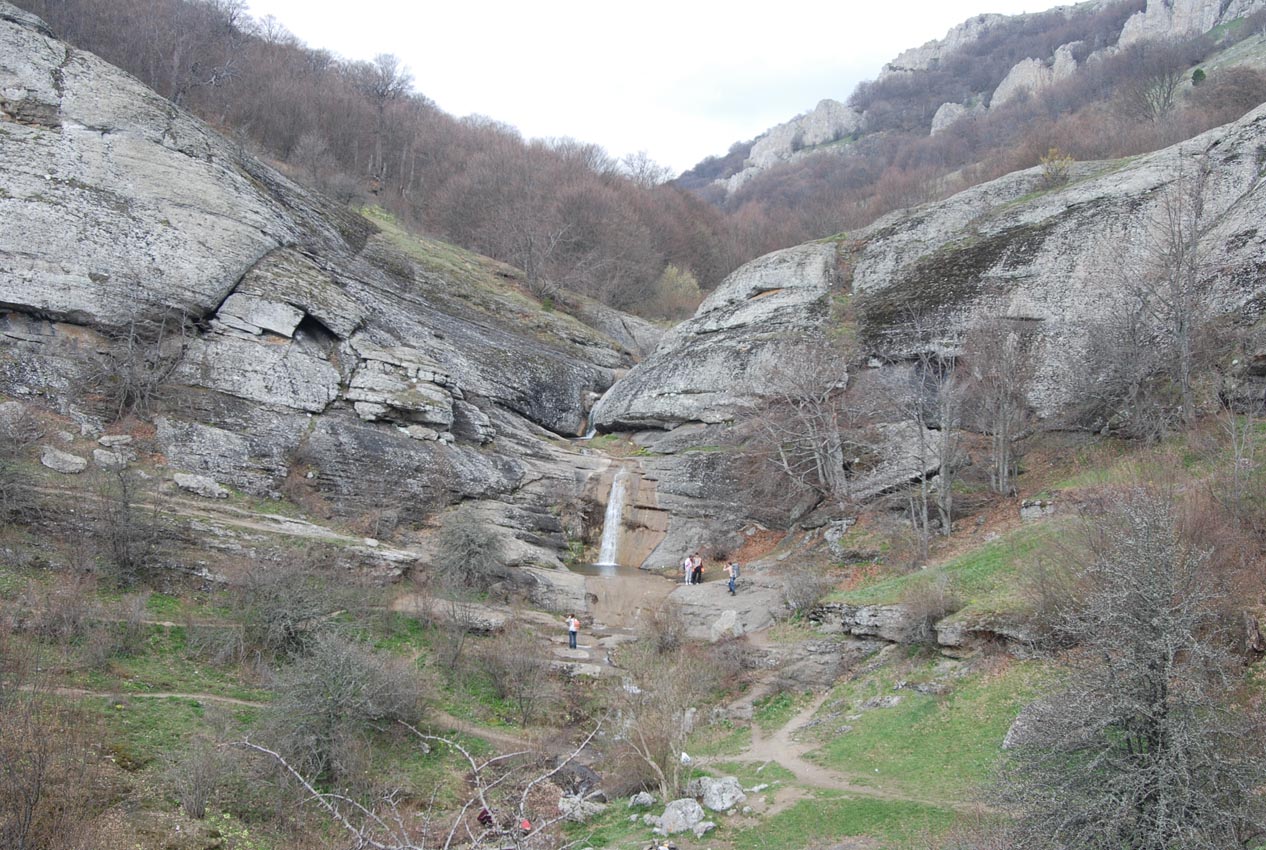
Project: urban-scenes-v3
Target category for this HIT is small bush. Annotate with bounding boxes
[899,572,961,644]
[432,506,506,592]
[1039,146,1073,188]
[637,603,687,655]
[781,564,835,616]
[262,632,425,784]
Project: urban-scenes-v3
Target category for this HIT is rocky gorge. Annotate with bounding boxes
[5,0,1266,644]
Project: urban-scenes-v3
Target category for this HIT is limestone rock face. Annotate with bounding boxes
[1120,0,1266,47]
[173,472,228,499]
[991,42,1081,107]
[880,14,1008,78]
[0,3,649,567]
[850,103,1266,417]
[930,101,985,135]
[720,100,861,194]
[591,243,839,430]
[747,100,861,170]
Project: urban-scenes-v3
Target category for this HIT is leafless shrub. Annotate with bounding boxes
[479,624,559,727]
[780,564,836,617]
[998,485,1266,848]
[94,468,165,588]
[88,305,191,423]
[898,572,960,645]
[612,643,726,801]
[0,404,43,526]
[19,574,98,644]
[237,567,334,661]
[0,637,99,850]
[433,506,507,593]
[261,631,424,785]
[166,734,231,820]
[636,603,687,655]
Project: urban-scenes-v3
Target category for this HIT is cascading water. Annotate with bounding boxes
[595,466,631,566]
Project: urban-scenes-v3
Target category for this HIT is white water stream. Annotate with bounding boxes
[595,466,631,566]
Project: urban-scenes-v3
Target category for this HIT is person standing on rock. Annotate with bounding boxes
[682,553,694,585]
[725,561,739,595]
[690,552,703,584]
[566,613,580,649]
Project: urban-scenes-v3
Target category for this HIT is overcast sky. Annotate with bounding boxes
[245,0,1056,174]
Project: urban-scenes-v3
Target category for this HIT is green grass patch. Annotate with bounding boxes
[690,720,753,758]
[92,694,259,769]
[810,660,1045,801]
[73,624,270,703]
[562,796,650,850]
[754,689,813,733]
[144,592,183,619]
[831,521,1065,615]
[731,792,954,850]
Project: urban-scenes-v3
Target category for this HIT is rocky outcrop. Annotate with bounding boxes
[990,42,1082,107]
[851,104,1266,417]
[720,100,862,193]
[40,445,86,473]
[0,3,654,571]
[1119,0,1266,47]
[880,14,1009,79]
[686,776,746,811]
[930,101,986,135]
[591,243,839,430]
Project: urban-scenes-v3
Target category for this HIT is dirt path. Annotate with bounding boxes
[41,686,539,753]
[711,686,985,815]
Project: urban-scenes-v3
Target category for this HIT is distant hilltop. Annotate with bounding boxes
[690,0,1266,196]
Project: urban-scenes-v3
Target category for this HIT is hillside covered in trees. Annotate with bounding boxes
[680,0,1266,256]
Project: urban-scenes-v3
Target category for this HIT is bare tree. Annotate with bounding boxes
[998,486,1266,849]
[877,315,964,556]
[613,641,724,801]
[963,317,1037,495]
[261,631,424,786]
[479,624,559,727]
[738,348,881,519]
[1073,162,1215,437]
[239,721,602,850]
[95,468,164,588]
[0,405,43,526]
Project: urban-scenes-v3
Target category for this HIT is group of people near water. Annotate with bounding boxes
[680,551,741,595]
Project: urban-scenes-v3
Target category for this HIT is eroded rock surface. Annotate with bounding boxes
[0,3,652,573]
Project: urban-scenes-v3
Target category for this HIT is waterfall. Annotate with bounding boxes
[595,467,631,566]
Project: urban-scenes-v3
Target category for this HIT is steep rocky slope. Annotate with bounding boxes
[596,99,1266,565]
[0,2,657,570]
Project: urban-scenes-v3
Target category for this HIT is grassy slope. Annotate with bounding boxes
[6,420,1257,850]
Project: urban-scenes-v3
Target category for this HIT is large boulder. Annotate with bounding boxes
[686,776,747,812]
[657,799,705,835]
[591,243,839,431]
